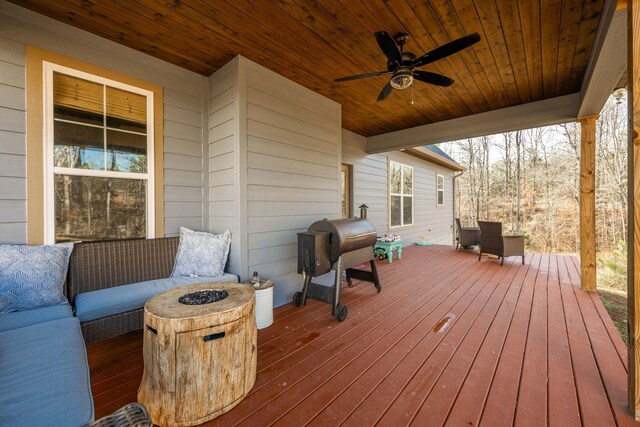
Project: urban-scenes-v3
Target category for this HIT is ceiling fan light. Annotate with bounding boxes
[390,71,414,89]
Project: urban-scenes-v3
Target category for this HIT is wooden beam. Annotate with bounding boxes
[578,1,626,118]
[628,0,640,419]
[578,115,598,293]
[366,93,580,153]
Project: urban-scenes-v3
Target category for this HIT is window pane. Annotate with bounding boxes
[106,87,147,132]
[438,190,444,206]
[53,72,103,126]
[390,162,401,194]
[437,174,444,190]
[106,130,147,173]
[390,195,402,227]
[54,174,146,242]
[403,166,413,195]
[54,121,104,170]
[403,196,413,225]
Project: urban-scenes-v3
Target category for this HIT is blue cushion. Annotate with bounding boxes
[172,227,231,277]
[0,317,93,427]
[75,273,239,322]
[0,303,72,332]
[0,243,74,314]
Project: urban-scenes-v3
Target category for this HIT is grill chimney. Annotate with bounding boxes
[359,204,369,219]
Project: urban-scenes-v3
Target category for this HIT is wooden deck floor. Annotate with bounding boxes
[87,245,637,426]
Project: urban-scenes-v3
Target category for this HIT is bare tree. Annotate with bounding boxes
[444,95,626,256]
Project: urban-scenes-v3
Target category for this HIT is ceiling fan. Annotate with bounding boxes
[334,31,481,101]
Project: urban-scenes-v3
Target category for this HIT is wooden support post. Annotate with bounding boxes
[629,0,640,419]
[578,115,598,292]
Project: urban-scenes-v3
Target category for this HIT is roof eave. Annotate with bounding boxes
[403,147,466,172]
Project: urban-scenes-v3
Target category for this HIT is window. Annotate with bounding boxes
[389,161,413,228]
[44,63,154,243]
[437,174,444,206]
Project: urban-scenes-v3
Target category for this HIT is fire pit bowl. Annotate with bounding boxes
[178,289,229,305]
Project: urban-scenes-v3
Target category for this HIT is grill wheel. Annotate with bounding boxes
[293,291,304,307]
[335,303,348,321]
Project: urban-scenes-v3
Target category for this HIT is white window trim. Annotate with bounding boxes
[43,62,155,244]
[389,160,414,229]
[436,173,444,207]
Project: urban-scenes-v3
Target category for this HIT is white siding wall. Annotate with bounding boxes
[342,129,455,246]
[0,3,208,243]
[245,60,341,307]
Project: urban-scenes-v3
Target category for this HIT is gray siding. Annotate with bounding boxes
[342,130,388,233]
[245,60,341,307]
[208,58,242,276]
[0,36,25,243]
[342,129,455,246]
[205,57,341,305]
[163,88,206,236]
[0,3,208,243]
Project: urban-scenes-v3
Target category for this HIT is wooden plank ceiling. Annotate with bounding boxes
[10,0,605,137]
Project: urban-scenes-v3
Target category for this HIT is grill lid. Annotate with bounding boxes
[308,218,377,262]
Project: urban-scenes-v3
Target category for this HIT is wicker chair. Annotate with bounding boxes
[455,218,481,251]
[91,403,151,427]
[477,221,525,265]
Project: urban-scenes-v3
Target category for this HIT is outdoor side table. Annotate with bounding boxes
[374,239,402,263]
[503,234,525,265]
[138,282,256,427]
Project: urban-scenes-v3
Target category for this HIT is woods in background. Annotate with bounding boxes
[441,95,627,257]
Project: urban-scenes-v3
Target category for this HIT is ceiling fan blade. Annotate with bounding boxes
[334,71,390,82]
[377,81,393,101]
[412,33,481,68]
[375,31,402,66]
[413,70,455,87]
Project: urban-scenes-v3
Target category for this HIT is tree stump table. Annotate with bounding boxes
[138,282,256,427]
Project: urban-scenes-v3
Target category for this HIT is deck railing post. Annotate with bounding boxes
[577,115,598,293]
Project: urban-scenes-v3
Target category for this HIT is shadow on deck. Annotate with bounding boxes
[87,245,637,426]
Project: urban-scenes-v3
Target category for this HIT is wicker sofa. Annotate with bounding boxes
[67,237,238,343]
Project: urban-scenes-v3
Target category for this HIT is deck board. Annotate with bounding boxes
[560,255,617,427]
[546,254,582,426]
[515,253,549,426]
[478,253,542,426]
[86,245,638,426]
[443,254,533,426]
[276,255,504,426]
[410,257,527,426]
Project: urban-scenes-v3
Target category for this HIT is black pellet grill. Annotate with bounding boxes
[294,218,381,321]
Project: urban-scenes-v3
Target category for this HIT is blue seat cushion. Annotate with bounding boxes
[74,273,239,322]
[0,317,93,427]
[0,302,72,332]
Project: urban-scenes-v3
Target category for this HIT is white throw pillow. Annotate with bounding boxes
[171,228,231,278]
